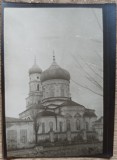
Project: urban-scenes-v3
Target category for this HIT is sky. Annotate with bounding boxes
[4,7,103,118]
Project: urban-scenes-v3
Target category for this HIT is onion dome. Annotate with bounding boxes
[29,58,42,75]
[40,53,70,82]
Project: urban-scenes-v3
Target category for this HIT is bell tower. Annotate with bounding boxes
[26,58,43,108]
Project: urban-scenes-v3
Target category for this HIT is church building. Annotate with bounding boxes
[6,54,103,150]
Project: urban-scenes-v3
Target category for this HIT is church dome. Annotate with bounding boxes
[40,55,70,82]
[29,59,42,75]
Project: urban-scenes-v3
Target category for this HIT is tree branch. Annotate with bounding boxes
[71,78,103,97]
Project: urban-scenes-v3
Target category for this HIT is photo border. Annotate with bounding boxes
[1,2,116,158]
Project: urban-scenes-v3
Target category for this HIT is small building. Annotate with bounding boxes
[6,117,34,150]
[93,117,103,141]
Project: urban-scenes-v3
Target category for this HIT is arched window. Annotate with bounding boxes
[49,122,53,131]
[50,86,54,97]
[42,123,45,133]
[61,85,64,97]
[66,119,71,131]
[59,122,63,132]
[37,84,39,91]
[76,119,80,130]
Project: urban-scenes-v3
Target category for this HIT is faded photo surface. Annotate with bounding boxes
[4,7,103,157]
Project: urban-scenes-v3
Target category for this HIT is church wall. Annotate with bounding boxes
[60,106,97,132]
[27,72,43,107]
[26,94,42,107]
[42,79,70,100]
[29,81,42,93]
[60,105,85,117]
[58,105,85,132]
[29,73,42,92]
[37,116,65,134]
[37,116,57,134]
[29,73,41,82]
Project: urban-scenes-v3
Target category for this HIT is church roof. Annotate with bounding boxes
[19,104,45,116]
[83,111,97,118]
[38,111,60,117]
[6,117,33,123]
[95,116,103,123]
[40,54,70,82]
[60,100,85,107]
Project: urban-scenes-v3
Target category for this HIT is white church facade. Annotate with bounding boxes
[6,55,103,150]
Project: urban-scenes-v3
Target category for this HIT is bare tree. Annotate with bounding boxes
[71,53,103,97]
[30,109,40,144]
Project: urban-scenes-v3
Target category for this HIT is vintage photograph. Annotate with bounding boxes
[4,7,103,157]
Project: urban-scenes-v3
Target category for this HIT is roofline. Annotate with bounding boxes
[56,102,85,109]
[41,78,70,83]
[42,97,70,103]
[19,106,44,116]
[5,117,33,123]
[37,114,63,118]
[6,120,33,123]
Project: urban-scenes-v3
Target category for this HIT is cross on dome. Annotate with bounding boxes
[29,56,42,75]
[34,56,36,64]
[53,50,55,62]
[40,51,70,82]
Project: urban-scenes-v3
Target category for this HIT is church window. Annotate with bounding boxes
[49,122,53,131]
[20,129,27,143]
[74,113,81,118]
[61,88,64,97]
[50,86,54,97]
[37,84,39,91]
[61,84,64,97]
[59,122,63,132]
[66,119,71,131]
[76,119,80,130]
[42,123,45,133]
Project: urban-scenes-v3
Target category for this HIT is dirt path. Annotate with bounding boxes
[7,142,103,158]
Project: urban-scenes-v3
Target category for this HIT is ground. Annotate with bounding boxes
[7,142,103,158]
